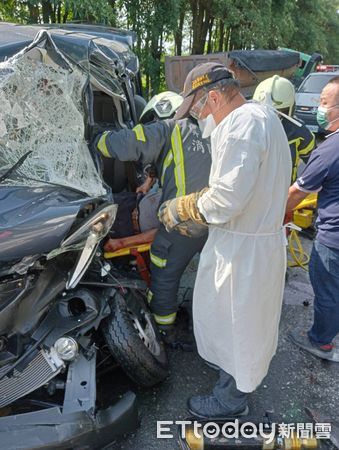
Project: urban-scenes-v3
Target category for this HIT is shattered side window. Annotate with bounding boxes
[0,45,106,197]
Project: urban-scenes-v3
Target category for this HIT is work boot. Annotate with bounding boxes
[158,324,196,352]
[289,329,339,362]
[187,394,249,419]
[157,324,177,345]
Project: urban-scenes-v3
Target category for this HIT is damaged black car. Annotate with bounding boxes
[0,24,168,449]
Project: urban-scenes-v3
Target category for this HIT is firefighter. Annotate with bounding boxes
[96,91,211,346]
[253,75,316,183]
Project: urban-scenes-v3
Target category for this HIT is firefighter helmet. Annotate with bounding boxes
[253,75,295,116]
[139,91,184,123]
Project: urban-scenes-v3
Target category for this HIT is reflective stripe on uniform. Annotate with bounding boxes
[133,124,146,142]
[147,289,153,304]
[161,149,173,185]
[289,135,315,182]
[150,251,167,268]
[154,312,177,325]
[288,137,301,182]
[298,134,315,157]
[171,124,186,197]
[97,131,111,157]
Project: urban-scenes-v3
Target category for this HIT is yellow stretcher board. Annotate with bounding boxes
[104,243,152,259]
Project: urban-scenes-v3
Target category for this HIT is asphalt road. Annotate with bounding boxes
[106,237,339,449]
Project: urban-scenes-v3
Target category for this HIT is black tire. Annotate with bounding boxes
[102,289,168,387]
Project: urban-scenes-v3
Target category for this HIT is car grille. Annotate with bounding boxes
[0,348,65,408]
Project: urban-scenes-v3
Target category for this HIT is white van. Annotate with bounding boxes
[295,71,339,134]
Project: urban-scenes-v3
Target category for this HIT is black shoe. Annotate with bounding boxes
[289,329,339,362]
[158,324,176,344]
[187,394,249,419]
[158,325,196,352]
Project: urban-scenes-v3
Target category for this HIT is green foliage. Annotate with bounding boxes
[65,0,116,24]
[1,0,339,94]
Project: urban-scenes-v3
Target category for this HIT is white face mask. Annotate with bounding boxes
[198,114,216,138]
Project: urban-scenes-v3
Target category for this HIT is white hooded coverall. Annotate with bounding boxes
[195,102,291,393]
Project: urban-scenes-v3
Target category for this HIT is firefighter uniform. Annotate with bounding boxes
[97,118,211,324]
[281,117,315,183]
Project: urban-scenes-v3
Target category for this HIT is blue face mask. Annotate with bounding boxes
[317,104,339,130]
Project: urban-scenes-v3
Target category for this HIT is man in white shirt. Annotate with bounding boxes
[159,62,291,418]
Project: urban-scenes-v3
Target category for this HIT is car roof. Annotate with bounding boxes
[0,22,137,65]
[0,22,140,84]
[0,22,136,46]
[305,71,339,78]
[0,23,141,101]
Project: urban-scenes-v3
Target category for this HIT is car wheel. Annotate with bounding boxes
[102,289,168,387]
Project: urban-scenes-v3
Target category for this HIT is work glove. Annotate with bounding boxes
[158,188,209,237]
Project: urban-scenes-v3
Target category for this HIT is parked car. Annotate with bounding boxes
[295,71,339,134]
[0,24,168,450]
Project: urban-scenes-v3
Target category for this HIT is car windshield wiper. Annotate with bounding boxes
[0,151,32,183]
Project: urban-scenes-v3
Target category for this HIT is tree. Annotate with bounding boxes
[1,0,339,93]
[174,0,187,56]
[189,0,215,54]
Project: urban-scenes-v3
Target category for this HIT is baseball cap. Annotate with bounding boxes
[174,62,234,119]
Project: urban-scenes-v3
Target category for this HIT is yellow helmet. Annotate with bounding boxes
[253,75,295,116]
[139,91,183,123]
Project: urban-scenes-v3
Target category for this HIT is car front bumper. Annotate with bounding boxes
[0,391,138,450]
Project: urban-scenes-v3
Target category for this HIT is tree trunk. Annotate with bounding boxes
[174,2,186,56]
[190,0,213,54]
[207,17,214,54]
[218,19,225,52]
[189,24,193,53]
[41,1,53,23]
[63,5,69,23]
[150,29,162,95]
[28,4,39,23]
[144,27,150,99]
[224,27,230,51]
[54,2,61,23]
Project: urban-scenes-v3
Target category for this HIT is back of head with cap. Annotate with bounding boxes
[175,62,238,120]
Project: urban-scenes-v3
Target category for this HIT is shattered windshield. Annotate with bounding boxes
[0,33,107,197]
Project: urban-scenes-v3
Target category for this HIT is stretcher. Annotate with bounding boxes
[104,242,152,286]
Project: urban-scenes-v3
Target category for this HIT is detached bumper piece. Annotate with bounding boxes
[0,351,138,449]
[0,393,138,450]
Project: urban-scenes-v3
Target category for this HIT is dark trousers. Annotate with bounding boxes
[308,239,339,345]
[149,226,207,318]
[213,370,248,411]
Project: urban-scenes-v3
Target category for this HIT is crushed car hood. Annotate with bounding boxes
[0,185,92,263]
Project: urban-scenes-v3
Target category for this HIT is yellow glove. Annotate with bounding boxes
[158,188,208,236]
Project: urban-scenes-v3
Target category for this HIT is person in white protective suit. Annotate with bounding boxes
[159,62,292,419]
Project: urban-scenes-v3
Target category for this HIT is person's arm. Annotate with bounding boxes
[285,183,308,214]
[96,120,174,165]
[104,228,158,253]
[286,144,329,214]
